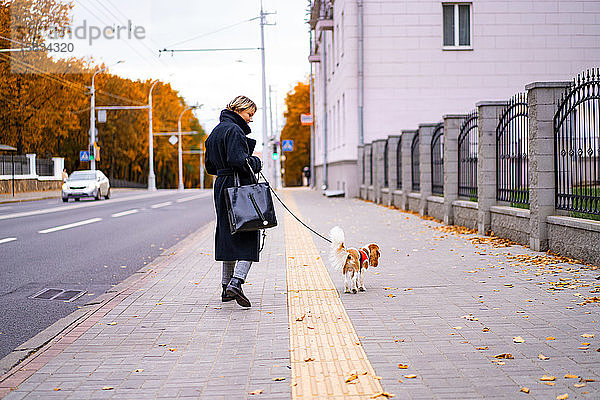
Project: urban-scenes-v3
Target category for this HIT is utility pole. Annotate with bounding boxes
[260,0,269,182]
[90,61,124,171]
[178,105,199,190]
[268,85,277,186]
[148,80,159,191]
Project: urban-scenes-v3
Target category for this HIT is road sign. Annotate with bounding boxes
[300,114,313,126]
[169,135,178,145]
[97,110,107,123]
[282,140,293,152]
[80,151,90,162]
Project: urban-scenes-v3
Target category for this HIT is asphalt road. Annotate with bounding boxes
[0,189,215,360]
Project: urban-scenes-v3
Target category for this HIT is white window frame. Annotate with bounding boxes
[442,2,473,51]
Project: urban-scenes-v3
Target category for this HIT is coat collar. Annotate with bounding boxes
[220,109,251,135]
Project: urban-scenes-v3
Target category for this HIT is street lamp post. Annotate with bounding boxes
[148,80,159,191]
[177,105,199,191]
[89,60,124,171]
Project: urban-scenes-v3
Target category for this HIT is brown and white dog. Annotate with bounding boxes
[329,226,380,293]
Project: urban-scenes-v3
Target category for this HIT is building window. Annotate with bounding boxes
[442,3,472,49]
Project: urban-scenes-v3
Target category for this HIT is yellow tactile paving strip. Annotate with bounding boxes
[283,192,385,399]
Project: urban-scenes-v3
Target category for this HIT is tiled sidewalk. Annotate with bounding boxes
[290,189,599,400]
[1,188,598,399]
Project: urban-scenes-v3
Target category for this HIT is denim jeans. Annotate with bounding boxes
[222,260,252,285]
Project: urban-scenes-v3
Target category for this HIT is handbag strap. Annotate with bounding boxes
[245,159,259,184]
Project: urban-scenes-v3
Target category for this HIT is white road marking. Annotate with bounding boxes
[0,190,180,221]
[151,201,172,209]
[176,193,211,203]
[0,237,17,244]
[111,209,139,218]
[38,218,102,234]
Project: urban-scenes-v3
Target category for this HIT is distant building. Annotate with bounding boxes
[308,0,600,197]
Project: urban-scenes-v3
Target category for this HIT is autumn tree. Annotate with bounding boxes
[0,0,205,189]
[280,81,310,186]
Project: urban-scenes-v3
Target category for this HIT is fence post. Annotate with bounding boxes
[373,139,387,204]
[52,157,64,180]
[526,81,570,251]
[418,124,436,216]
[387,135,401,206]
[357,145,365,199]
[476,101,507,235]
[442,115,465,225]
[364,143,373,201]
[401,130,417,210]
[26,154,36,177]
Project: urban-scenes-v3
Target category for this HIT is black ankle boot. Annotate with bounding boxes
[226,277,251,307]
[221,284,234,302]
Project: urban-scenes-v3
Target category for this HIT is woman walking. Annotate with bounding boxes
[204,95,262,308]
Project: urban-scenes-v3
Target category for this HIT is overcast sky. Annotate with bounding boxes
[54,0,311,150]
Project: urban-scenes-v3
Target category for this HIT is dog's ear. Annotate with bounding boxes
[368,243,380,256]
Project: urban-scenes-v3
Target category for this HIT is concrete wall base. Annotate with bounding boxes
[0,179,62,194]
[548,216,600,265]
[453,200,478,230]
[490,206,531,245]
[427,196,445,221]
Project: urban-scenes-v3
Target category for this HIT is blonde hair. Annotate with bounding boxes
[226,95,257,114]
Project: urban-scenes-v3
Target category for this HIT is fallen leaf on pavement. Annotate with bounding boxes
[397,364,408,369]
[538,354,550,360]
[272,377,285,381]
[168,348,177,352]
[574,383,586,388]
[249,389,264,395]
[134,369,144,373]
[520,387,530,393]
[494,353,514,359]
[476,346,488,350]
[482,327,490,332]
[564,374,578,379]
[371,391,395,398]
[296,314,305,321]
[513,336,525,343]
[107,322,117,326]
[54,388,61,391]
[542,381,556,386]
[387,294,396,298]
[540,375,556,381]
[345,373,359,383]
[556,394,568,400]
[102,386,114,390]
[546,336,556,341]
[452,326,463,330]
[304,357,314,362]
[403,374,417,379]
[581,333,594,338]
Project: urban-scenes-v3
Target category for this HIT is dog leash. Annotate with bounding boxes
[259,172,332,244]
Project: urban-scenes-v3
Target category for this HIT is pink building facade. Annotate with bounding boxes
[309,0,600,197]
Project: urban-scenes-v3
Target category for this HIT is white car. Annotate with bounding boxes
[62,170,111,202]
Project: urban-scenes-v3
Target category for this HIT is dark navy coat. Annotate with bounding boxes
[205,109,262,261]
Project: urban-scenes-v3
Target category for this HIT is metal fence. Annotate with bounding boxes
[0,155,30,175]
[458,110,478,200]
[411,134,420,191]
[362,150,365,184]
[554,68,600,216]
[431,123,444,195]
[369,147,373,185]
[36,158,54,176]
[383,141,389,187]
[396,140,402,189]
[497,93,529,206]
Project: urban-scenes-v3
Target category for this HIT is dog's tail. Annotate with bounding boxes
[329,226,348,270]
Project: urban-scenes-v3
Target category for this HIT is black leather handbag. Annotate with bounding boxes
[225,160,278,234]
